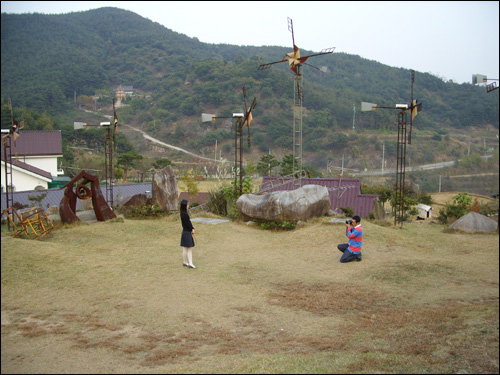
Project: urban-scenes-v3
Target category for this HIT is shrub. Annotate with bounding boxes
[416,191,433,205]
[259,221,296,231]
[206,187,228,216]
[437,193,473,224]
[339,207,354,217]
[118,203,169,219]
[470,198,480,213]
[479,202,498,217]
[206,178,253,220]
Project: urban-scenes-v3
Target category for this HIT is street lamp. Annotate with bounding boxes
[201,112,244,195]
[361,71,422,226]
[202,87,256,196]
[472,74,499,93]
[73,98,119,207]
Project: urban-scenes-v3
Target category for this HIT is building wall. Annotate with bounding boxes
[1,164,50,192]
[14,155,59,177]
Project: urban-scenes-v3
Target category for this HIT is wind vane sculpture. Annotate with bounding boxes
[2,99,25,225]
[259,17,334,187]
[362,70,423,226]
[73,98,119,207]
[202,87,257,195]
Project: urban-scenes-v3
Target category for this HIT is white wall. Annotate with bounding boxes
[1,163,51,192]
[14,155,60,177]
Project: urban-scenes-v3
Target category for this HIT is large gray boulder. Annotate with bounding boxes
[152,166,178,211]
[236,184,331,223]
[117,193,150,208]
[448,212,498,233]
[372,198,386,220]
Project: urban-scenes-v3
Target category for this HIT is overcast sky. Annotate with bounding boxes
[2,1,499,85]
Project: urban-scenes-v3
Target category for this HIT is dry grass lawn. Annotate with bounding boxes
[1,211,498,373]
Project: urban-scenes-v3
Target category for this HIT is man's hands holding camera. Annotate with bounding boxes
[346,219,358,228]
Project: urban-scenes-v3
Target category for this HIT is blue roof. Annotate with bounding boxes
[2,182,152,212]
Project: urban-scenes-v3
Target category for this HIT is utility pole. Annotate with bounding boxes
[341,154,344,177]
[352,104,356,131]
[439,175,442,193]
[382,141,385,174]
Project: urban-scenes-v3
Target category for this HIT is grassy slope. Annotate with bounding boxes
[1,214,498,374]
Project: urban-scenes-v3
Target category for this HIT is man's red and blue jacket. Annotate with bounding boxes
[347,225,363,253]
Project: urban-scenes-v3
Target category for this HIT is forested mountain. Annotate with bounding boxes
[1,7,499,171]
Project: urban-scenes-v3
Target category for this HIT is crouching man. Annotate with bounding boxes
[337,215,363,263]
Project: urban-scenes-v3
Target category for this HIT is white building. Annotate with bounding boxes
[1,130,63,192]
[417,203,432,219]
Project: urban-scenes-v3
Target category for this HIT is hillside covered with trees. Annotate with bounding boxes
[1,7,499,178]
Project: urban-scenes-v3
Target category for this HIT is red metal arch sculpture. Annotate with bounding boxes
[59,171,116,224]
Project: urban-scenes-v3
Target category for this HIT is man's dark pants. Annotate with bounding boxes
[337,244,361,263]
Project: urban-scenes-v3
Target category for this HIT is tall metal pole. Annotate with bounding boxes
[234,119,243,196]
[3,135,14,229]
[395,111,407,226]
[104,126,114,208]
[239,122,243,195]
[293,64,303,188]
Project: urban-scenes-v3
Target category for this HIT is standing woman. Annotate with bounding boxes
[180,199,196,269]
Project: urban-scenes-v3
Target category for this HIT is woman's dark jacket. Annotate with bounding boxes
[180,211,195,247]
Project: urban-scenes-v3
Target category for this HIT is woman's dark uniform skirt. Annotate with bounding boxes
[180,230,195,247]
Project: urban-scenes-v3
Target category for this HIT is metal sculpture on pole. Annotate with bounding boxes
[361,70,422,226]
[259,17,334,188]
[73,98,118,207]
[2,99,24,229]
[202,87,256,196]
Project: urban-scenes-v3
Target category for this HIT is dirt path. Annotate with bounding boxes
[125,125,222,163]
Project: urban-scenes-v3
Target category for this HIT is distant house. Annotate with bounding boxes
[417,203,432,219]
[115,85,135,101]
[1,130,63,192]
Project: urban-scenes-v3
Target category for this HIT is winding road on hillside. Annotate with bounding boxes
[124,125,222,163]
[353,155,494,177]
[123,124,495,175]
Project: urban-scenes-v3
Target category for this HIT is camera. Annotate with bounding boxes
[345,219,353,225]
